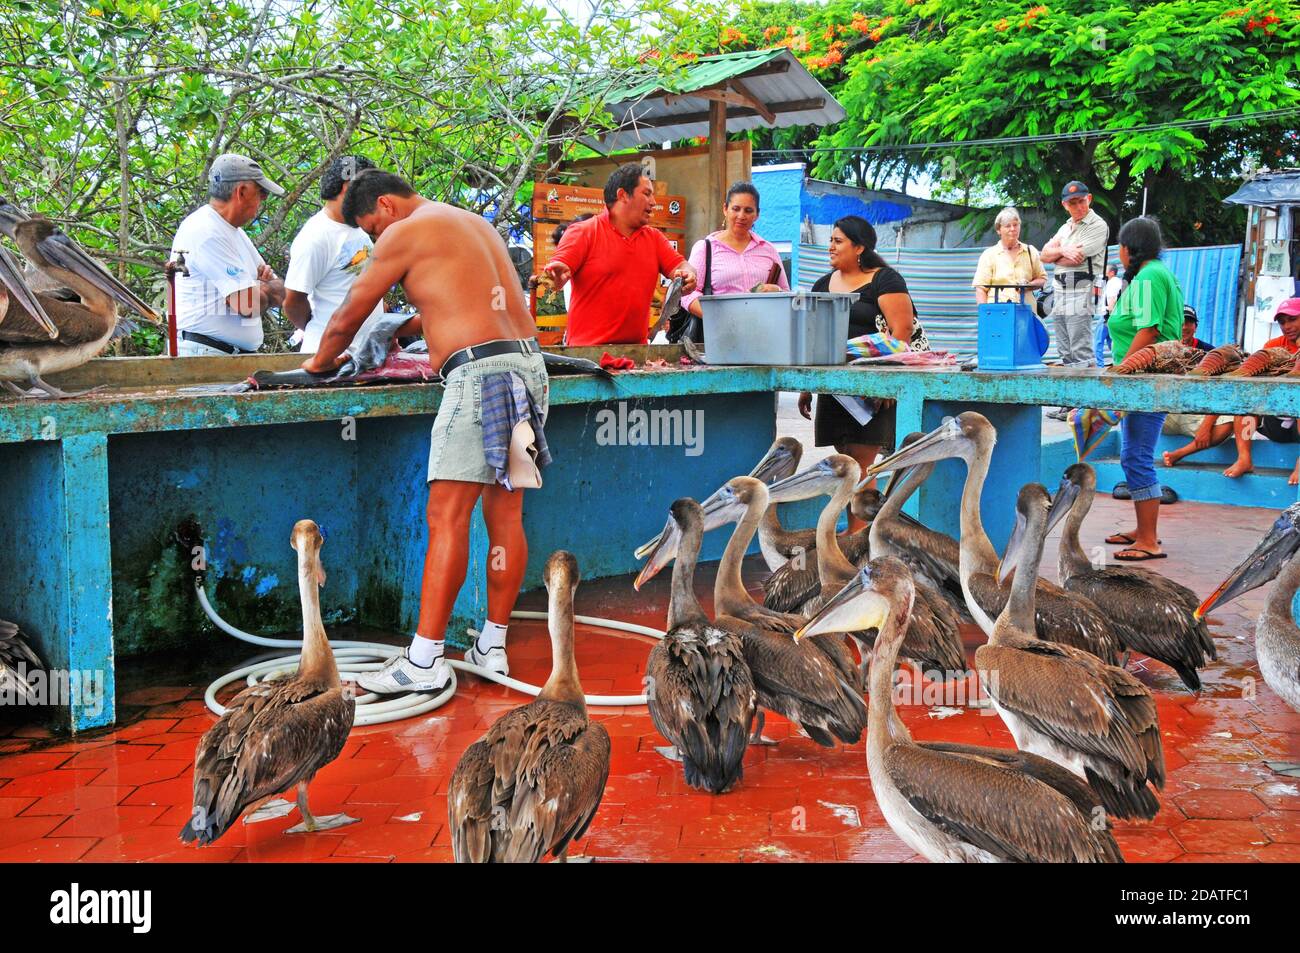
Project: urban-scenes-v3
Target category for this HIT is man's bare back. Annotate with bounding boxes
[305,192,536,372]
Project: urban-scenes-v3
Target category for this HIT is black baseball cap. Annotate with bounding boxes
[1061,180,1091,200]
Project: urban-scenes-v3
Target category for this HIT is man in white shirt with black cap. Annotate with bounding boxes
[283,155,385,352]
[171,153,287,355]
[1040,178,1109,419]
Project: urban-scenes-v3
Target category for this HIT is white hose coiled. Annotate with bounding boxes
[196,582,662,726]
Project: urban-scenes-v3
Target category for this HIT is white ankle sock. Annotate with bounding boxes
[409,635,444,668]
[478,620,508,651]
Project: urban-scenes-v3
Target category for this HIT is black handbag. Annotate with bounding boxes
[666,238,712,344]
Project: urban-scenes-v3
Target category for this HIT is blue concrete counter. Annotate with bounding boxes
[2,360,1297,729]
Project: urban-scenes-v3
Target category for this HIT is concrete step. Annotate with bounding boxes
[1042,431,1299,509]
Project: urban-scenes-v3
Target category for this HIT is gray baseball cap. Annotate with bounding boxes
[209,153,285,197]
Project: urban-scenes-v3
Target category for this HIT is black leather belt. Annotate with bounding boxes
[439,338,540,378]
[181,331,255,355]
[1053,272,1093,287]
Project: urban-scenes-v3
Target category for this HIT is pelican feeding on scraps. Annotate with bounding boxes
[0,198,158,399]
[182,520,356,845]
[448,551,611,862]
[865,413,1121,665]
[638,498,755,792]
[982,483,1165,819]
[1056,463,1215,691]
[1197,503,1300,717]
[796,557,1123,863]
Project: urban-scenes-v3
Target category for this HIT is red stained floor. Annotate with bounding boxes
[1,495,1297,862]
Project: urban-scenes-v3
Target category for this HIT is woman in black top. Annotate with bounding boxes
[797,216,929,527]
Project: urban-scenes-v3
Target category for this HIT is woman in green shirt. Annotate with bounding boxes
[1105,216,1184,561]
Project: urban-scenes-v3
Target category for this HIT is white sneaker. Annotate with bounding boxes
[464,635,510,677]
[357,650,451,694]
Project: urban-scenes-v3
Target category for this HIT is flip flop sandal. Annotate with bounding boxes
[1105,533,1137,545]
[1114,548,1168,562]
[1160,486,1180,504]
[1111,482,1131,500]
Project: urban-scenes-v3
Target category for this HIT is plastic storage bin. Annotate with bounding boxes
[699,292,856,365]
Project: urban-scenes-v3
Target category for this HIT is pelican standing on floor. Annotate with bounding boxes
[797,558,1123,863]
[448,551,611,862]
[0,199,157,398]
[1056,463,1215,690]
[181,520,356,845]
[866,413,1121,665]
[637,498,755,793]
[710,477,866,745]
[1197,503,1300,716]
[982,484,1165,819]
[760,486,883,611]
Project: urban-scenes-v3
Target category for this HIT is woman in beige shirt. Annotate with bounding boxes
[972,206,1047,304]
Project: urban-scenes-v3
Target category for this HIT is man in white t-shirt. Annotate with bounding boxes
[284,155,385,352]
[171,153,286,355]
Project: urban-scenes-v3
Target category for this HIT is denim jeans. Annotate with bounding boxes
[1120,411,1167,501]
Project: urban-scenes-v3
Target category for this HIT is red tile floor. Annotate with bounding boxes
[1,495,1297,862]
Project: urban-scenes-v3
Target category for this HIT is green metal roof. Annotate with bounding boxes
[590,48,845,151]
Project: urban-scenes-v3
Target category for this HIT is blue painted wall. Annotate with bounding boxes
[751,165,803,251]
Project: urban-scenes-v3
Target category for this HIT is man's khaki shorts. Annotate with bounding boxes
[427,350,549,484]
[1162,412,1232,438]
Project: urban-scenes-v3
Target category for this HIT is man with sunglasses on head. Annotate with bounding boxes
[171,153,286,356]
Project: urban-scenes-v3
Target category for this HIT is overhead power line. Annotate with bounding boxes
[751,105,1300,155]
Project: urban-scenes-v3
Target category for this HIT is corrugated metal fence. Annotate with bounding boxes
[796,243,1241,359]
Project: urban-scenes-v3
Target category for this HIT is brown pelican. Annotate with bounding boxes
[863,432,967,620]
[1056,463,1216,690]
[760,487,883,612]
[637,498,755,793]
[711,477,866,746]
[796,557,1123,863]
[181,520,356,845]
[0,616,41,704]
[0,243,58,339]
[759,455,963,681]
[448,551,611,862]
[866,413,1121,665]
[1197,503,1300,716]
[982,483,1165,819]
[633,436,802,563]
[0,198,157,398]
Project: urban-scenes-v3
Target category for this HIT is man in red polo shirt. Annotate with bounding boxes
[543,163,697,346]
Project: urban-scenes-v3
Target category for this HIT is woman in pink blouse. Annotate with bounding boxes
[679,182,790,317]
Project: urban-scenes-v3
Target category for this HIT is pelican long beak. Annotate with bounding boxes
[28,223,160,322]
[766,457,840,504]
[793,568,890,641]
[865,417,966,478]
[996,508,1031,586]
[1045,479,1080,534]
[749,442,799,485]
[0,245,57,338]
[635,488,736,560]
[634,516,681,590]
[1195,512,1300,619]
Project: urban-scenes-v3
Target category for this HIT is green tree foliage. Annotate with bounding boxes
[0,0,685,351]
[681,1,1300,245]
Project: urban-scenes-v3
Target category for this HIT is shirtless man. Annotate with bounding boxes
[303,169,545,690]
